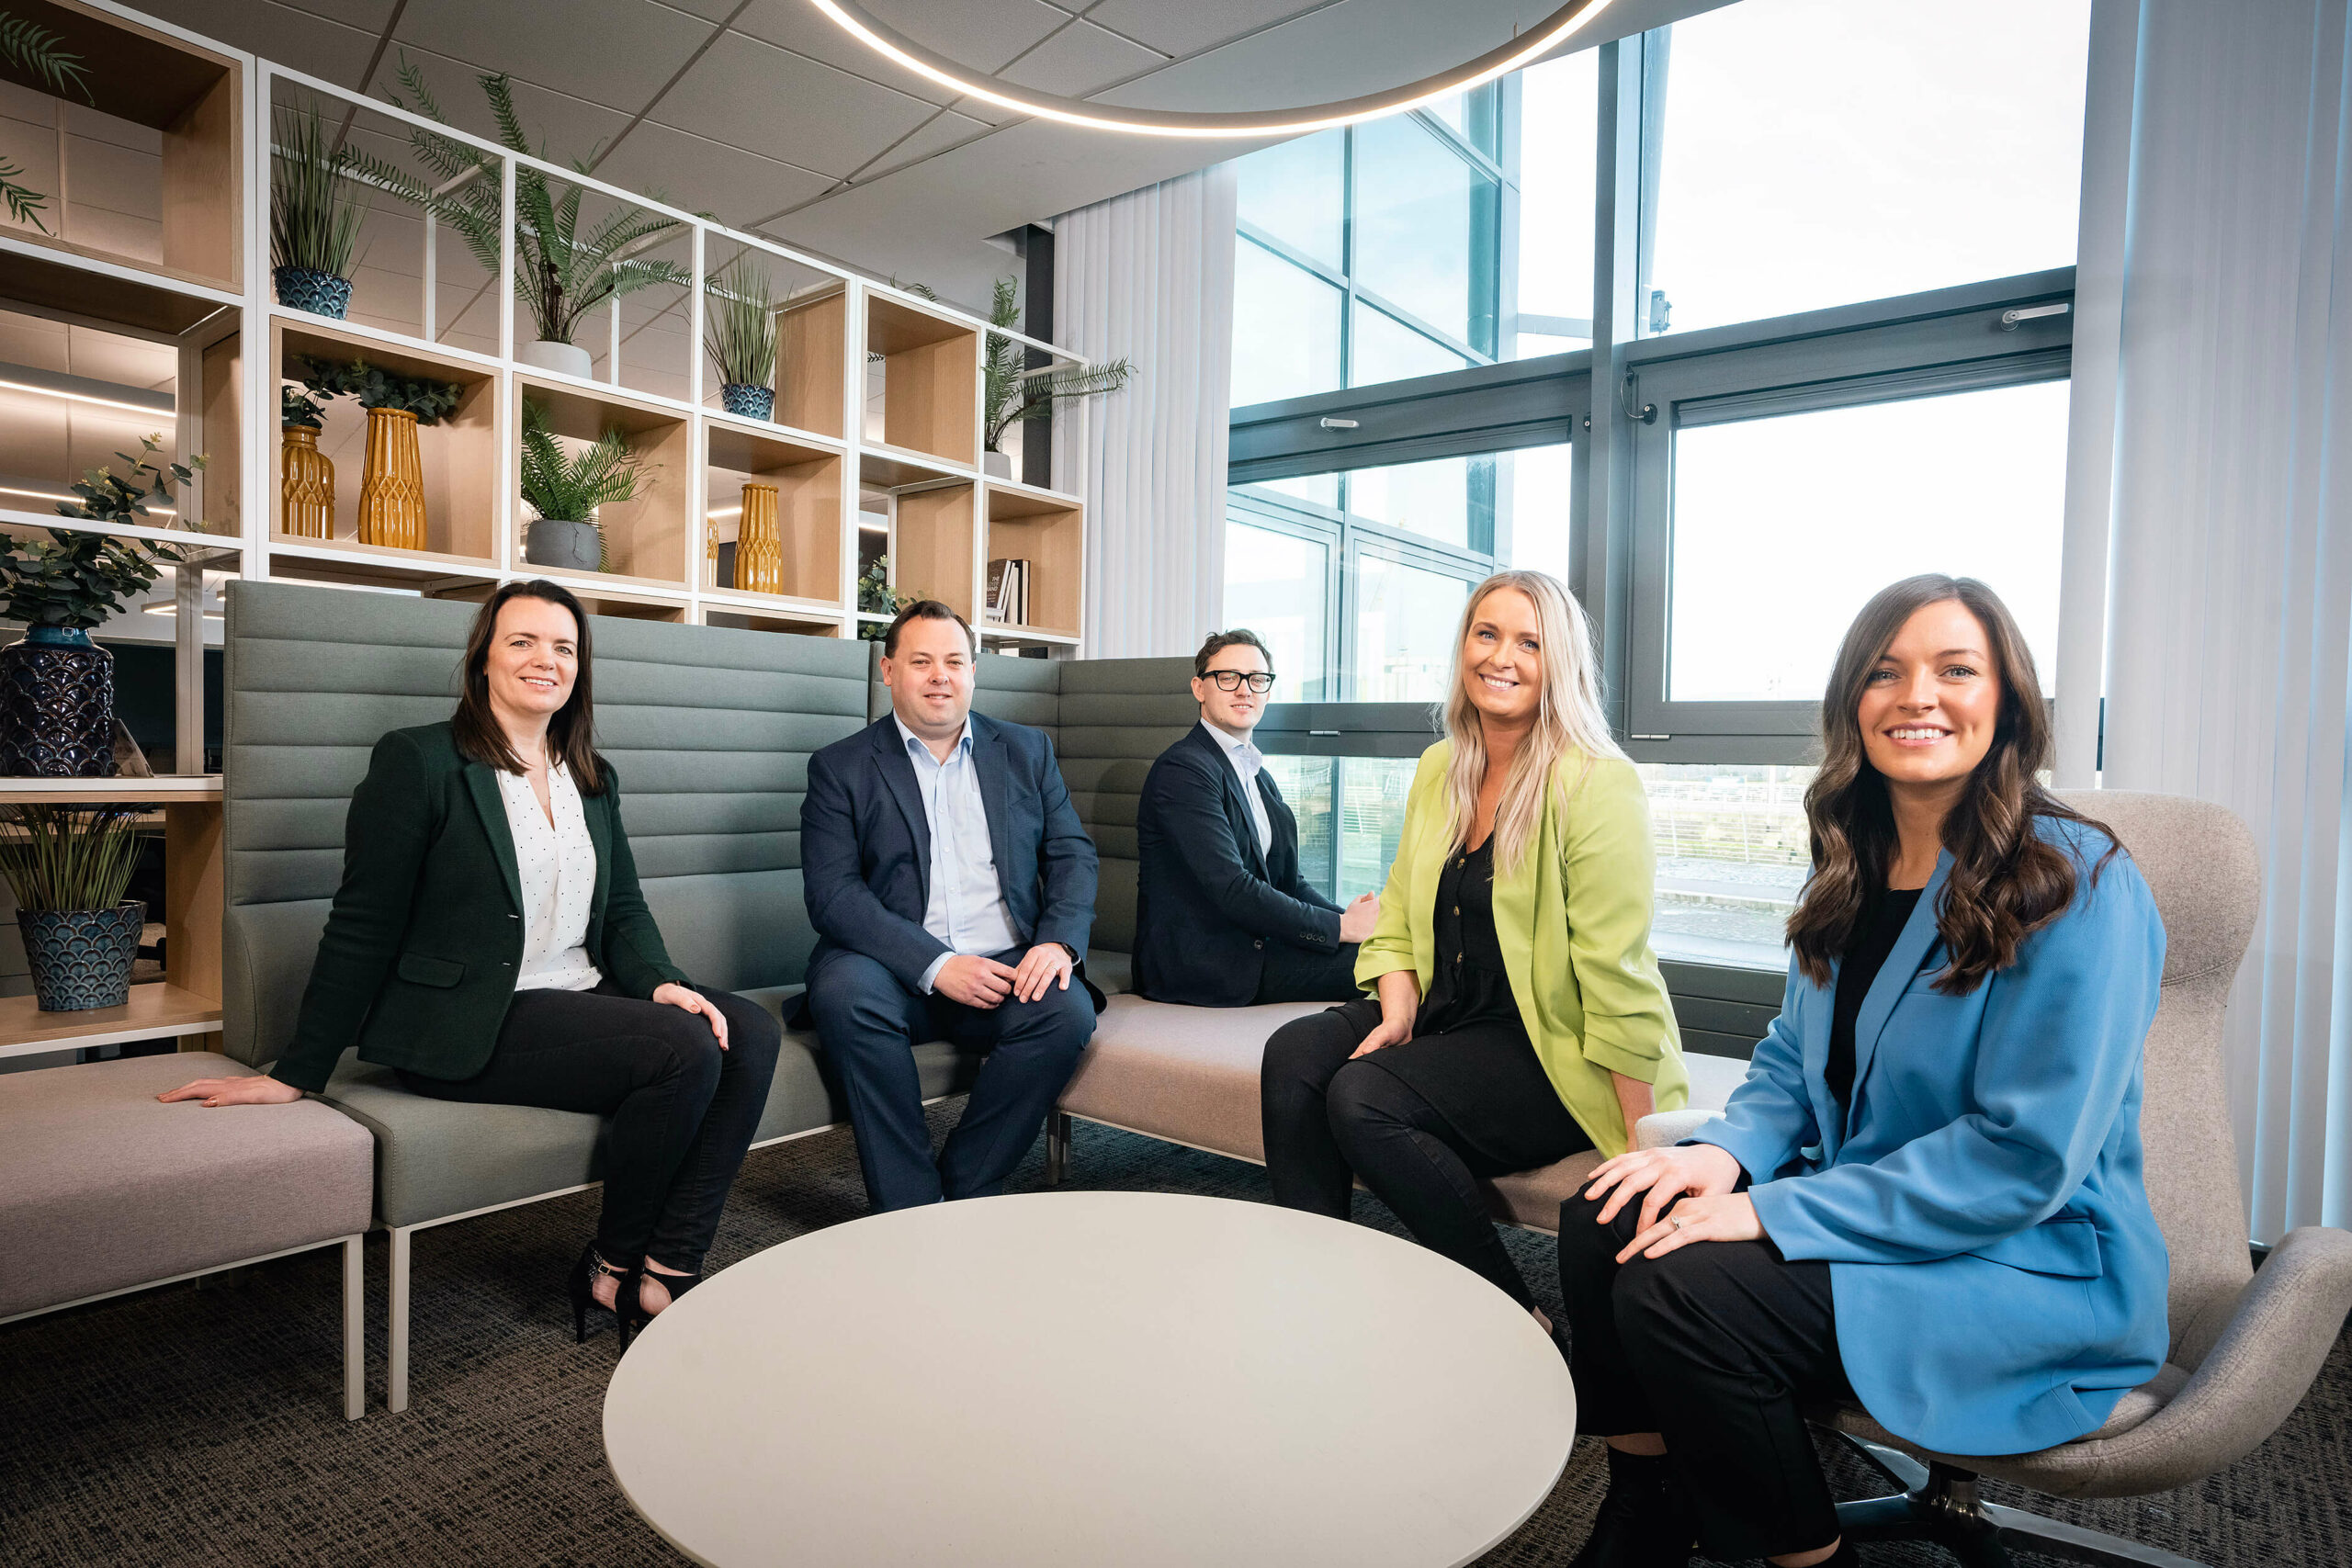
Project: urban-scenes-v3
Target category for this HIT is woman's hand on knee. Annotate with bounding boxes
[1582,1142,1743,1230]
[1616,1191,1762,1265]
[156,1075,304,1108]
[653,983,729,1049]
[1349,1014,1413,1058]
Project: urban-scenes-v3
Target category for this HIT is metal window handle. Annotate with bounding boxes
[1998,302,2070,330]
[1318,417,1359,430]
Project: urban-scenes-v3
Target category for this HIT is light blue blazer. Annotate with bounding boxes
[1691,818,2170,1457]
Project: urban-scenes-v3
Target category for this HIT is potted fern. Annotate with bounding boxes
[519,400,650,572]
[706,255,777,421]
[348,61,691,380]
[270,100,369,318]
[979,276,1131,479]
[0,804,150,1011]
[0,9,91,233]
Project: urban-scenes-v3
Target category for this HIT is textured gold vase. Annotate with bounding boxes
[280,425,334,538]
[735,481,784,594]
[356,406,427,551]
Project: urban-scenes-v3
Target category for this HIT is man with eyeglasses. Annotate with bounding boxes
[1134,629,1378,1008]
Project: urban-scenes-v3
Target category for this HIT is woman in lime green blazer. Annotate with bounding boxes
[1261,569,1688,1318]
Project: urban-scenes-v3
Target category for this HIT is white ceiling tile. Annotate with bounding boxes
[375,47,636,170]
[999,20,1167,97]
[129,0,380,89]
[591,122,837,228]
[732,0,956,110]
[650,32,940,179]
[653,0,743,19]
[1080,0,1319,61]
[850,108,994,184]
[273,0,403,29]
[863,0,1070,72]
[390,0,714,111]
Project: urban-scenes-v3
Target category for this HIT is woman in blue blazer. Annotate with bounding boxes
[1555,574,2168,1568]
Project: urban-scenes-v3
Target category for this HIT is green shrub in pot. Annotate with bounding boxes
[0,804,152,1010]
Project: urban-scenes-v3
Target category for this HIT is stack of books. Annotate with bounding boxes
[985,558,1032,625]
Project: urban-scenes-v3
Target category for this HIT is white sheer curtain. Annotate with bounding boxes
[1051,163,1238,659]
[2074,0,2352,1238]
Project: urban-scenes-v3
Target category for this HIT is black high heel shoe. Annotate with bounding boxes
[566,1243,628,1344]
[617,1262,703,1349]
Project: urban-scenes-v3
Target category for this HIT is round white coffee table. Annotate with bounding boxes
[604,1190,1576,1568]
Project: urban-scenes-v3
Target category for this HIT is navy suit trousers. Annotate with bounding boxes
[807,946,1094,1211]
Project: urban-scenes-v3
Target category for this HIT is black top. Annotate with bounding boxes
[1826,886,1926,1109]
[1415,836,1523,1038]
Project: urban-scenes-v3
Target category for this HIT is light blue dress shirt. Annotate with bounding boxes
[896,717,1023,993]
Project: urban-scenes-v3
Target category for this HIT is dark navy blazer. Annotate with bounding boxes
[800,713,1101,1004]
[1133,721,1344,1006]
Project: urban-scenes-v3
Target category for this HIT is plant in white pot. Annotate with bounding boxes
[351,61,691,378]
[0,804,152,1011]
[980,276,1130,479]
[519,399,650,572]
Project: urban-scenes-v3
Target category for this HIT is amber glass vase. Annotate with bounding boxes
[356,406,427,550]
[280,424,334,537]
[735,481,784,594]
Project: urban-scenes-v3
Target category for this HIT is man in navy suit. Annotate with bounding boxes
[800,601,1101,1211]
[1133,629,1378,1008]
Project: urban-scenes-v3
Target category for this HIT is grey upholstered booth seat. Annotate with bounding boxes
[0,1051,371,1418]
[221,581,922,1411]
[1641,792,2352,1566]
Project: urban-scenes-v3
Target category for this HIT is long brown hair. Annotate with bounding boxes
[1787,574,2113,994]
[450,579,603,794]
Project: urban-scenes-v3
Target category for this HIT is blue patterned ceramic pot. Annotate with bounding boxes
[0,626,115,778]
[273,265,353,319]
[21,901,144,1011]
[720,383,775,422]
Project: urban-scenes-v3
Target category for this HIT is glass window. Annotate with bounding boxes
[1242,473,1340,510]
[1640,762,1814,968]
[1351,301,1472,387]
[1351,114,1494,347]
[1237,129,1345,271]
[1514,49,1599,351]
[1667,378,2070,704]
[1648,0,2091,333]
[1266,755,1419,903]
[1224,520,1332,701]
[1348,455,1478,550]
[1231,238,1343,407]
[1354,552,1471,701]
[1501,443,1575,581]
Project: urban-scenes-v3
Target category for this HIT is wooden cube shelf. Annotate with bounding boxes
[704,418,842,605]
[865,294,977,469]
[516,376,693,588]
[981,482,1083,638]
[774,285,846,440]
[702,606,845,637]
[273,315,498,563]
[891,482,977,621]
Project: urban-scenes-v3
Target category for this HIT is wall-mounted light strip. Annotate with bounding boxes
[803,0,1618,138]
[0,482,174,516]
[0,362,175,419]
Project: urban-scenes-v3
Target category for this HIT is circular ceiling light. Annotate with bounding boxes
[805,0,1619,138]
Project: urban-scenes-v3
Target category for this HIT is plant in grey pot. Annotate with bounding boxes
[519,399,649,572]
[706,254,777,421]
[350,61,691,379]
[270,100,370,319]
[0,804,150,1011]
[0,436,199,776]
[980,275,1131,480]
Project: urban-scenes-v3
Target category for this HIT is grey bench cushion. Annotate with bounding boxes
[0,1053,372,1318]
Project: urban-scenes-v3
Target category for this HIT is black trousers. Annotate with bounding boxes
[1261,999,1589,1308]
[805,946,1095,1212]
[1253,940,1363,1005]
[401,981,782,1272]
[1557,1187,1850,1560]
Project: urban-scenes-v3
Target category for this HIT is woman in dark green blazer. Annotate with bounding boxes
[164,580,781,1345]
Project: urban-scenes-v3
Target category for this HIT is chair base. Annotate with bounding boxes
[1836,1438,2208,1568]
[1044,1111,1071,1184]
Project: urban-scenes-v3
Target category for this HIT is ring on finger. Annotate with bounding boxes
[1670,1216,1686,1231]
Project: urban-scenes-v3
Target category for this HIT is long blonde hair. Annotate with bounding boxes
[1441,570,1624,874]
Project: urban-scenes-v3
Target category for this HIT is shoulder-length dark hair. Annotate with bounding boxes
[450,579,603,794]
[1787,573,2113,995]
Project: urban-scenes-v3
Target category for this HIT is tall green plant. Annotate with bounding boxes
[0,10,94,232]
[979,276,1131,454]
[705,255,776,390]
[0,806,147,914]
[519,400,648,577]
[270,100,369,277]
[345,60,690,345]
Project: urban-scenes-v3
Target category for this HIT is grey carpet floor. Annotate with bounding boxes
[3,1106,2346,1568]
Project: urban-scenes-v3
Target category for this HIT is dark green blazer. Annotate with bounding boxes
[269,721,688,1094]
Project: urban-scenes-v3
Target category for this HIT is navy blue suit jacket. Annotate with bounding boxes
[1133,721,1344,1006]
[800,713,1102,1005]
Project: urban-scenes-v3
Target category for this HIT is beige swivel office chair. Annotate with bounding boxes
[1639,791,2352,1568]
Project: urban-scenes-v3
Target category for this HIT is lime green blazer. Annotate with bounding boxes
[1353,742,1689,1157]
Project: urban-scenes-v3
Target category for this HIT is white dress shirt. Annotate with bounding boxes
[1200,718,1274,859]
[496,761,604,992]
[896,717,1023,993]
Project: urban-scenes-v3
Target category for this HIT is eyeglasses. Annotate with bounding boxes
[1204,671,1276,694]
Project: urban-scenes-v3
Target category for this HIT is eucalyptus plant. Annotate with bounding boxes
[0,805,147,914]
[705,254,777,391]
[979,276,1131,455]
[295,355,462,423]
[345,59,691,347]
[855,554,912,639]
[0,436,204,630]
[0,10,93,232]
[270,100,369,279]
